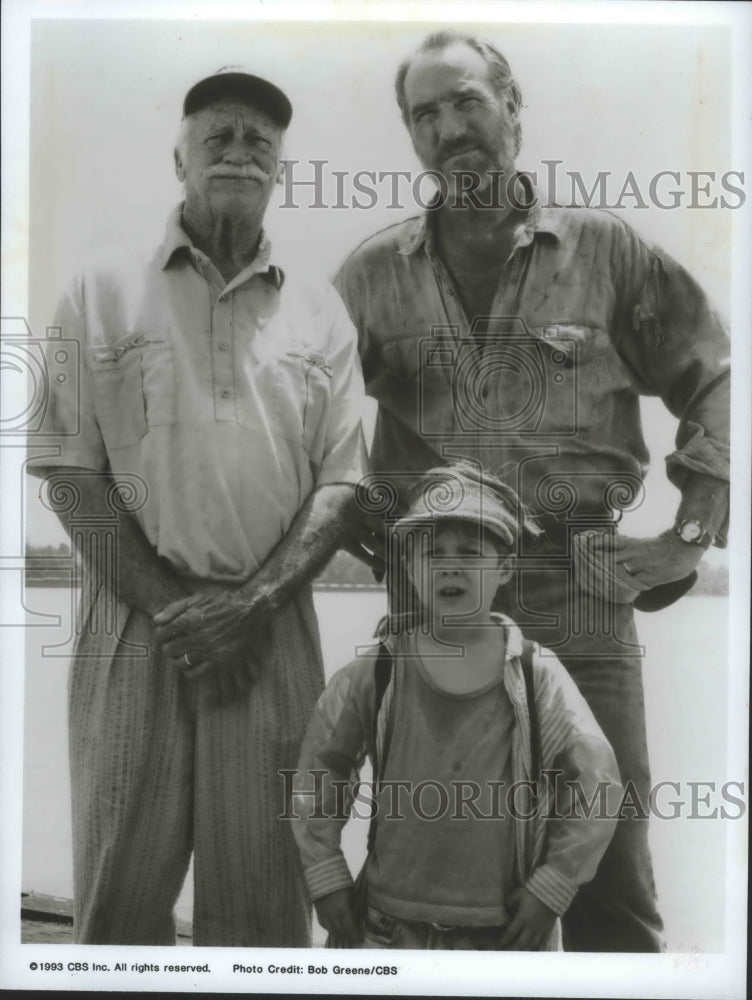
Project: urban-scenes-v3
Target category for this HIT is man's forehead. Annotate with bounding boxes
[189,99,282,131]
[403,43,494,106]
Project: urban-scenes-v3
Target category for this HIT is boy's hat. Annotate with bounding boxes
[392,464,536,550]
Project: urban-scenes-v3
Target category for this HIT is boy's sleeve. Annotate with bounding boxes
[524,651,624,917]
[291,657,376,902]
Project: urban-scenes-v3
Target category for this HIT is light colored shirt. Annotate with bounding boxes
[292,616,623,921]
[365,637,517,925]
[28,205,367,583]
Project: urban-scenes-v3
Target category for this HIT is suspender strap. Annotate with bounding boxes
[367,642,393,854]
[520,638,541,783]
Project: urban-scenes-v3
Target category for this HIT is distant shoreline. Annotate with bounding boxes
[22,545,729,595]
[22,578,728,595]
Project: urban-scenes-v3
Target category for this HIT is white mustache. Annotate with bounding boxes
[207,164,270,183]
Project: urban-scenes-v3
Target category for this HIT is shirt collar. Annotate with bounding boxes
[489,612,524,663]
[157,203,282,286]
[397,172,565,256]
[377,609,525,666]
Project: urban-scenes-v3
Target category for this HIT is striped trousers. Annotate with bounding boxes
[68,577,324,946]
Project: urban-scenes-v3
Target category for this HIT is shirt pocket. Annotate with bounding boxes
[524,324,632,435]
[88,331,176,450]
[273,343,333,451]
[373,334,456,437]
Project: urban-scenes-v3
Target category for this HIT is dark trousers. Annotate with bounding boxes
[501,549,665,953]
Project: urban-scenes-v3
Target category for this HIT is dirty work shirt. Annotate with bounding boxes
[365,646,517,926]
[28,204,367,582]
[334,179,729,536]
[331,180,730,953]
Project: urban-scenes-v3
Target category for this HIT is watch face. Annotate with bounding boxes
[680,521,703,542]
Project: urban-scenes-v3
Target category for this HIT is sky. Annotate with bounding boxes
[16,14,737,562]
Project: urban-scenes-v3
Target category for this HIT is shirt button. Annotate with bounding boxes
[218,294,227,303]
[220,388,231,398]
[218,342,229,351]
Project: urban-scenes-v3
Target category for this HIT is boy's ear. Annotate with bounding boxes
[496,555,514,586]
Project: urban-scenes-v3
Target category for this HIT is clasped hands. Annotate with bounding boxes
[153,590,267,707]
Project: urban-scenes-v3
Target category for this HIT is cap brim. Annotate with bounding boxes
[392,511,514,549]
[183,71,292,127]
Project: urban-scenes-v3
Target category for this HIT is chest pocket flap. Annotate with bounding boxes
[88,331,176,449]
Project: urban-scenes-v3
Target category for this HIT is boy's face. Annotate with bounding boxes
[404,520,512,625]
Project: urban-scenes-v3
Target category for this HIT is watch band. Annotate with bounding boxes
[674,519,713,546]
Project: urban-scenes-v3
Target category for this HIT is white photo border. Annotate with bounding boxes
[1,0,749,995]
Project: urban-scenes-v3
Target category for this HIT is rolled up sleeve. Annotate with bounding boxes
[615,231,730,542]
[26,276,109,477]
[314,287,368,488]
[291,660,374,902]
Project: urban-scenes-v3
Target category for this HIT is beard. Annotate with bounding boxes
[436,134,516,201]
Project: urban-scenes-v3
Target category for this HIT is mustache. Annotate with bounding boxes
[206,164,271,182]
[439,142,480,160]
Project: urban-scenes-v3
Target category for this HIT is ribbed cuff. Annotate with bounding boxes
[304,853,355,902]
[525,864,579,917]
[316,467,364,487]
[25,450,108,476]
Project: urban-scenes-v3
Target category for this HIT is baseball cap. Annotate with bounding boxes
[392,464,538,552]
[183,66,292,127]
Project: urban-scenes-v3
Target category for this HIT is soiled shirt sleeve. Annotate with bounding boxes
[333,258,378,386]
[314,286,368,488]
[612,224,730,542]
[525,650,623,916]
[291,657,376,901]
[26,275,109,476]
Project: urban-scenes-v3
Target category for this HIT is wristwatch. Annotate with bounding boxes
[673,519,713,546]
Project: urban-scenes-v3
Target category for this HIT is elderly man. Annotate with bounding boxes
[28,68,366,947]
[335,32,729,952]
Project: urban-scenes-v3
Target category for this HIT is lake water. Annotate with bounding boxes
[21,588,730,951]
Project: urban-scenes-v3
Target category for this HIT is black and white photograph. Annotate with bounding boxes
[1,0,749,995]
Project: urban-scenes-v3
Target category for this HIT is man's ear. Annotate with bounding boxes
[401,553,416,587]
[174,147,185,183]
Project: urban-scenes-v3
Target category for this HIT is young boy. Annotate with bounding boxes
[291,463,622,951]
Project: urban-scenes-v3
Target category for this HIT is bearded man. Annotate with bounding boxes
[335,32,729,952]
